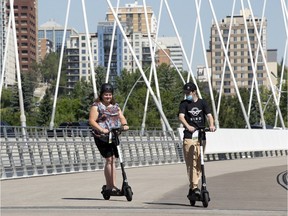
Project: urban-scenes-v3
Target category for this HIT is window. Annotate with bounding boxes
[215,59,221,64]
[215,66,221,71]
[215,74,221,79]
[223,29,229,34]
[249,36,255,41]
[224,88,230,93]
[257,73,263,78]
[224,73,230,78]
[224,81,230,86]
[215,52,221,56]
[215,37,220,42]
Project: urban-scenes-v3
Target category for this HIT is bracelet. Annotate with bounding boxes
[123,124,127,126]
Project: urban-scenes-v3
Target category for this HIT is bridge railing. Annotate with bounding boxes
[1,126,287,179]
[0,127,183,179]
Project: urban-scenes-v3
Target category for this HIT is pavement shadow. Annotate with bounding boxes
[62,197,102,201]
[62,197,128,202]
[144,201,196,208]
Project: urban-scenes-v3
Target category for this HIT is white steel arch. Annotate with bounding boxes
[1,0,287,130]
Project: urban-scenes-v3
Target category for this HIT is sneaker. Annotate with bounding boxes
[187,188,195,200]
[110,187,121,196]
[192,188,201,197]
[187,188,193,197]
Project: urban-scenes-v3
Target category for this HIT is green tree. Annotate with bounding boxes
[54,97,80,126]
[1,87,12,108]
[39,53,67,96]
[71,80,94,121]
[36,89,53,126]
[21,72,37,112]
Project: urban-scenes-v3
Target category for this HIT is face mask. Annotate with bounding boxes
[186,95,193,101]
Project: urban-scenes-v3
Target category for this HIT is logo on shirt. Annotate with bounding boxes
[188,107,202,116]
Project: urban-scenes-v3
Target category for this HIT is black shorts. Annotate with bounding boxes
[94,137,119,158]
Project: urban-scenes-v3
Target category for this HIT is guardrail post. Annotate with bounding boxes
[37,143,48,175]
[27,143,39,176]
[82,139,91,171]
[47,142,57,174]
[65,142,74,172]
[17,143,28,177]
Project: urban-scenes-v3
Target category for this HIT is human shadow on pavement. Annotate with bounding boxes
[144,201,203,208]
[62,197,102,201]
[62,197,127,202]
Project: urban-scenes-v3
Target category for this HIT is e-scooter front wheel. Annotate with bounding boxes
[202,192,209,207]
[124,186,133,201]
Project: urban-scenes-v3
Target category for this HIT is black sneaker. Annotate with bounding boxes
[192,188,201,197]
[187,188,195,200]
[188,188,193,196]
[110,187,121,196]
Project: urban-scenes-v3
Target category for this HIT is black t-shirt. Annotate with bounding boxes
[178,98,211,139]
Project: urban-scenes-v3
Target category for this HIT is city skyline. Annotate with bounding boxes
[38,0,287,71]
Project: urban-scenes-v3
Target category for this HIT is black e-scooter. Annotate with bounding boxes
[188,127,211,208]
[101,127,133,201]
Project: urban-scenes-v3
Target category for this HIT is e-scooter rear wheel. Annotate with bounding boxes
[124,186,133,201]
[202,192,209,207]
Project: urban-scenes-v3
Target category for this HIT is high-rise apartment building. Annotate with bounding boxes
[208,9,277,95]
[157,37,183,70]
[6,0,38,72]
[97,21,123,81]
[66,33,98,91]
[0,0,5,74]
[38,19,78,53]
[105,2,183,72]
[106,1,157,35]
[38,38,53,61]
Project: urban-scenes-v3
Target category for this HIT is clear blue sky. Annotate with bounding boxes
[38,0,286,71]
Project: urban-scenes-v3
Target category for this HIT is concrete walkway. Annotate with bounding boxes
[1,156,287,216]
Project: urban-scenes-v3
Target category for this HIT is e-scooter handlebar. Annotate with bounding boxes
[110,127,122,136]
[110,125,129,136]
[196,127,212,132]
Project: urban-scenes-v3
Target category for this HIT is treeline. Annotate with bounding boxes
[1,53,287,129]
